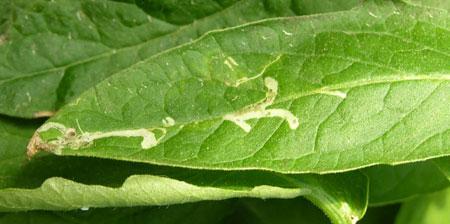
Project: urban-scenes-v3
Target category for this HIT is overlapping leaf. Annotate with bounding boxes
[0,116,368,224]
[393,156,450,223]
[4,116,448,223]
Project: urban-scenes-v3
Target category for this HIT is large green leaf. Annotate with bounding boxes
[0,0,361,118]
[363,160,449,205]
[395,187,450,224]
[0,117,367,224]
[31,0,450,173]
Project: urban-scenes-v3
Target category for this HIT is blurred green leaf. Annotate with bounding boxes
[395,188,450,224]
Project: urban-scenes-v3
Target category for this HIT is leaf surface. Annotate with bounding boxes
[0,0,12,35]
[433,156,450,179]
[404,0,450,11]
[0,0,361,118]
[32,0,450,173]
[395,188,450,224]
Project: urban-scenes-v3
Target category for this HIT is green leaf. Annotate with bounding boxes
[0,0,12,35]
[395,188,450,224]
[0,157,368,224]
[33,0,450,173]
[0,117,367,224]
[363,160,449,205]
[403,0,450,11]
[433,156,450,179]
[0,116,43,188]
[0,0,362,118]
[277,0,362,15]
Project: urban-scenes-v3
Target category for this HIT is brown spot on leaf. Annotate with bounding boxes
[27,132,41,158]
[26,132,56,158]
